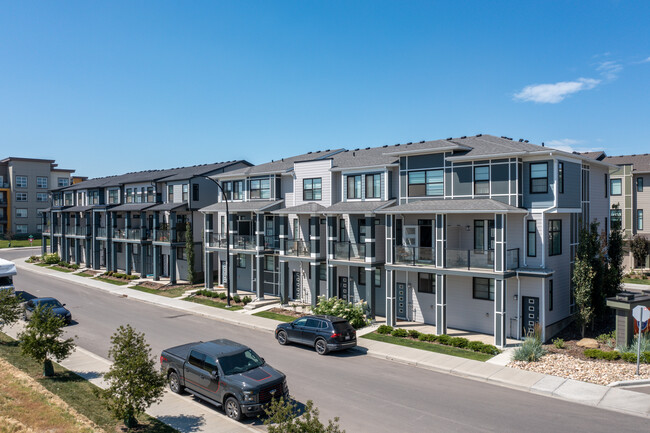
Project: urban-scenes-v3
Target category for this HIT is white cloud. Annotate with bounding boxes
[597,60,623,80]
[514,78,600,103]
[642,57,650,63]
[545,138,599,154]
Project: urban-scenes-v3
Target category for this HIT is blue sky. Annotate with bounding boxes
[1,1,649,178]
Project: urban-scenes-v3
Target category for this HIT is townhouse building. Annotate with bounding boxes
[606,153,650,269]
[0,157,74,238]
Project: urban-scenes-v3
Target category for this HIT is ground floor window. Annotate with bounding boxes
[472,277,494,301]
[418,273,435,294]
[358,268,366,286]
[177,247,185,260]
[16,224,28,234]
[237,254,246,268]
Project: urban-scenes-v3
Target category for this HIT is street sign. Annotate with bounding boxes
[632,306,650,375]
[28,235,33,245]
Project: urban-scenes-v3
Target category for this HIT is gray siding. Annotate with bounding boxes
[523,160,555,208]
[557,161,580,208]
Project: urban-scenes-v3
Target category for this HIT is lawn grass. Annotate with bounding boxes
[184,296,243,311]
[253,311,296,322]
[0,332,177,433]
[0,239,42,248]
[48,266,75,273]
[624,278,650,285]
[92,276,129,286]
[130,285,189,298]
[361,332,493,362]
[75,272,94,278]
[35,263,50,267]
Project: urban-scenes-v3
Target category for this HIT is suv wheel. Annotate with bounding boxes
[225,396,242,421]
[277,330,288,345]
[168,372,183,394]
[315,338,329,355]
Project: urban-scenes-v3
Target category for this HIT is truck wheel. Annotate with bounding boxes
[168,371,183,394]
[315,338,329,355]
[277,330,289,345]
[225,396,242,421]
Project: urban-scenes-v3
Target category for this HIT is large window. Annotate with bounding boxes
[250,178,270,199]
[16,192,27,202]
[610,178,622,196]
[558,162,564,194]
[57,178,69,187]
[168,185,174,202]
[223,181,243,200]
[146,187,155,203]
[192,184,199,201]
[474,220,485,250]
[347,175,362,199]
[529,163,548,194]
[473,277,494,301]
[527,220,536,257]
[474,166,489,195]
[36,192,48,202]
[108,189,119,204]
[548,219,562,256]
[16,224,28,234]
[181,184,188,202]
[610,209,622,230]
[126,188,134,203]
[365,174,381,199]
[16,209,27,218]
[36,176,48,189]
[89,191,100,205]
[64,193,73,206]
[638,177,644,192]
[638,210,644,231]
[418,273,435,294]
[16,176,27,188]
[303,178,322,201]
[408,169,443,197]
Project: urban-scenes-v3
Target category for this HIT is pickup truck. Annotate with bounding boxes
[160,339,288,421]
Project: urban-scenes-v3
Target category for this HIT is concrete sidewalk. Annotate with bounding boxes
[16,260,650,420]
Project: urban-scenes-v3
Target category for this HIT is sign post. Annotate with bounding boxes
[632,306,649,375]
[28,235,33,245]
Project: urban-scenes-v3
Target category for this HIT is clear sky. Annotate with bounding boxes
[1,1,649,178]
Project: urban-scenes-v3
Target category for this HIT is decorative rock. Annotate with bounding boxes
[576,338,599,349]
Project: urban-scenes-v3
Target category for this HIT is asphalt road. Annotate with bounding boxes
[3,248,649,433]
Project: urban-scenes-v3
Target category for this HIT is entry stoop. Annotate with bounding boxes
[243,298,280,311]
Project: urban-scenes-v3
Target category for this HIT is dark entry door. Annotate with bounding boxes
[339,276,349,301]
[522,296,540,336]
[419,222,433,248]
[396,283,407,320]
[293,271,301,300]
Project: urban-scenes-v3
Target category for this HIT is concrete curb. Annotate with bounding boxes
[609,379,650,387]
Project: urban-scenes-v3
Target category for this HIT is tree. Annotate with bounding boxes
[631,235,649,269]
[101,324,165,429]
[0,289,23,335]
[263,397,345,433]
[19,305,75,376]
[576,221,606,321]
[604,223,624,297]
[185,221,195,284]
[573,257,595,338]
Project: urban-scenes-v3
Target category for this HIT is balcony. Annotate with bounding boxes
[127,228,142,240]
[155,230,170,242]
[208,234,228,248]
[446,249,494,270]
[333,242,366,262]
[42,226,51,234]
[97,227,107,238]
[263,235,280,250]
[176,230,187,243]
[394,246,435,266]
[286,240,311,257]
[70,226,88,236]
[232,235,255,250]
[506,248,520,270]
[112,228,127,239]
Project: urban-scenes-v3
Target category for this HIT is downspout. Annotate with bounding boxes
[516,271,522,340]
[522,211,530,267]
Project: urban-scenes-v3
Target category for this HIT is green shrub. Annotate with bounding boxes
[480,344,500,355]
[437,334,451,345]
[584,348,620,360]
[43,253,60,264]
[312,296,370,329]
[553,338,565,349]
[376,325,393,335]
[449,337,469,348]
[596,331,616,348]
[233,295,241,304]
[407,330,421,339]
[621,352,638,363]
[70,264,80,270]
[467,341,485,352]
[242,296,252,305]
[218,292,227,300]
[512,337,546,362]
[391,328,408,338]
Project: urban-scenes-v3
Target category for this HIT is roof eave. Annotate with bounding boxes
[382,144,471,157]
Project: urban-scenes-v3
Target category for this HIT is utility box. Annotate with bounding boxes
[606,291,650,347]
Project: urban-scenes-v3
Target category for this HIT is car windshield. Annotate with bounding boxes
[37,299,62,308]
[0,276,12,286]
[219,349,264,376]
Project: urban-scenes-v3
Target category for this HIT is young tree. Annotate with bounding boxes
[604,224,624,297]
[631,235,649,269]
[573,257,595,338]
[101,324,165,429]
[264,397,345,433]
[19,305,75,376]
[185,221,195,284]
[0,289,23,336]
[576,221,606,321]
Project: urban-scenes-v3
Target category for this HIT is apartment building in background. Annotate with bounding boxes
[0,157,74,238]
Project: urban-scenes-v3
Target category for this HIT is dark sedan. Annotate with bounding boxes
[275,315,356,355]
[24,297,72,325]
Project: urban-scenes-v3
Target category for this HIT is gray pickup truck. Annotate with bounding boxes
[160,339,288,421]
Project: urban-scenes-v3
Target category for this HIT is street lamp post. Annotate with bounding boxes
[196,175,231,307]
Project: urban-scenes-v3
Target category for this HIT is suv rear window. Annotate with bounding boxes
[0,276,12,286]
[333,322,353,333]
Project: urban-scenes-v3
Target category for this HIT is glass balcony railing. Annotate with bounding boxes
[71,226,88,236]
[96,227,107,238]
[127,228,142,240]
[507,248,520,270]
[286,240,311,257]
[333,242,366,261]
[155,230,170,242]
[112,228,127,239]
[446,249,494,270]
[394,246,435,266]
[232,235,255,250]
[263,235,280,250]
[208,234,228,248]
[176,230,187,243]
[42,226,51,234]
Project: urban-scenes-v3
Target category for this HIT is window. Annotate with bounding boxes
[347,175,362,199]
[365,174,381,199]
[339,219,346,242]
[16,176,27,188]
[358,268,366,286]
[319,265,327,281]
[146,187,155,203]
[549,280,553,311]
[108,189,119,204]
[16,209,27,218]
[223,180,244,200]
[57,178,69,187]
[135,188,142,203]
[473,277,494,300]
[605,174,608,197]
[418,273,435,294]
[37,177,48,189]
[527,220,536,257]
[265,255,275,271]
[237,254,246,268]
[303,178,322,201]
[188,350,206,369]
[375,269,381,287]
[192,184,199,201]
[16,192,27,202]
[293,218,299,240]
[64,193,73,206]
[89,190,100,205]
[610,178,622,196]
[36,192,48,202]
[610,209,622,230]
[638,210,644,231]
[548,220,562,256]
[474,220,485,250]
[16,224,28,234]
[168,185,174,202]
[250,178,270,199]
[125,188,133,203]
[177,247,185,260]
[408,170,443,197]
[182,184,189,202]
[36,224,42,233]
[529,163,548,194]
[474,166,489,195]
[638,177,644,192]
[558,162,564,194]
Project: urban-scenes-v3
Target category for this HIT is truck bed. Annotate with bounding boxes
[162,341,201,364]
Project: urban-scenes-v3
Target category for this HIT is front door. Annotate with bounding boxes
[339,276,349,301]
[293,271,300,300]
[522,296,540,336]
[396,283,407,320]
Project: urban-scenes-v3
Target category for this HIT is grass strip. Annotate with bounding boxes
[0,332,177,432]
[75,272,94,278]
[48,266,75,273]
[130,285,189,298]
[253,311,296,322]
[0,239,42,248]
[361,332,493,362]
[92,277,129,286]
[624,278,650,285]
[35,263,50,267]
[184,296,243,311]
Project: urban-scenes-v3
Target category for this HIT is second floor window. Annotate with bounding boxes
[16,176,27,188]
[37,177,48,188]
[365,174,381,199]
[474,166,489,195]
[64,193,73,206]
[16,208,27,218]
[638,177,644,192]
[610,208,622,230]
[347,175,362,199]
[250,178,270,199]
[90,191,99,205]
[530,163,548,194]
[408,170,443,197]
[182,184,189,202]
[36,193,48,202]
[548,219,562,256]
[527,220,536,257]
[192,184,199,201]
[108,189,119,204]
[126,188,134,203]
[610,178,622,196]
[57,177,69,187]
[558,162,564,194]
[638,209,644,231]
[303,178,322,201]
[146,187,154,202]
[168,185,174,202]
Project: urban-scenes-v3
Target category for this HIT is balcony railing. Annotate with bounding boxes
[506,248,520,270]
[446,249,494,270]
[176,230,187,243]
[71,226,88,236]
[112,228,127,239]
[394,246,435,266]
[53,226,62,235]
[42,226,51,234]
[232,235,255,250]
[155,230,170,242]
[286,240,311,257]
[263,235,280,250]
[127,228,142,240]
[333,242,366,261]
[208,234,228,248]
[97,227,107,238]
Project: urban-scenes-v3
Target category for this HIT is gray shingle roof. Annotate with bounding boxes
[322,200,395,214]
[578,151,607,161]
[605,154,650,172]
[327,147,398,170]
[273,203,326,215]
[200,200,284,213]
[217,149,345,178]
[63,205,94,212]
[377,198,526,214]
[158,161,250,182]
[147,202,189,212]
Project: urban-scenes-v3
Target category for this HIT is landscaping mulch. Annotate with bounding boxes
[266,307,308,319]
[192,294,247,308]
[137,281,202,292]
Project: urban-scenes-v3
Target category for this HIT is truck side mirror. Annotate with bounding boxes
[211,370,218,379]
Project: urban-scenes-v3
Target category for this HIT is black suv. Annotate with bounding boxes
[275,315,356,355]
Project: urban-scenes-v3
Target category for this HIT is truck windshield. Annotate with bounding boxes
[0,276,12,286]
[219,349,264,375]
